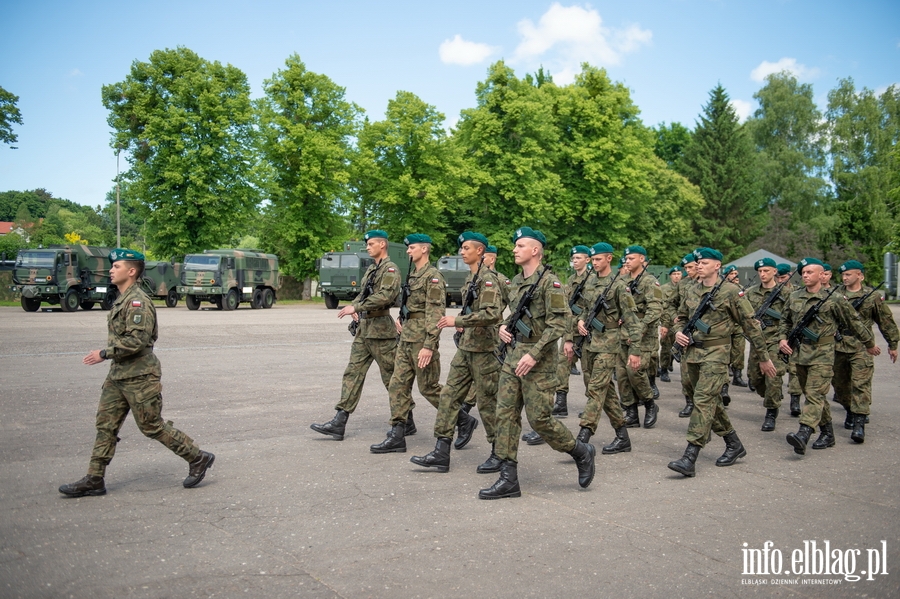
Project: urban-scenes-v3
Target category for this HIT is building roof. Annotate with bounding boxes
[725,249,796,269]
[0,222,14,235]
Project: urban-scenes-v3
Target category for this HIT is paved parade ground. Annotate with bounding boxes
[1,303,898,598]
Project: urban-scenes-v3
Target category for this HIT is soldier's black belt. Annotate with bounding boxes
[114,348,153,363]
[361,309,390,318]
[404,312,425,320]
[692,337,730,349]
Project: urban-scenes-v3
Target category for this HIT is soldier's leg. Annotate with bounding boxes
[788,362,801,396]
[125,375,200,462]
[88,379,132,477]
[763,356,786,410]
[387,341,418,426]
[336,336,376,413]
[433,351,475,439]
[580,346,594,390]
[579,351,607,434]
[616,347,634,406]
[832,351,852,412]
[523,370,576,454]
[626,351,655,404]
[472,352,501,442]
[686,361,728,448]
[413,344,443,410]
[798,363,834,429]
[463,385,477,410]
[747,347,766,400]
[371,337,399,391]
[494,368,525,463]
[849,350,873,417]
[555,340,570,394]
[598,353,626,429]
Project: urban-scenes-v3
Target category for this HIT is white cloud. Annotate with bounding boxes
[750,58,820,82]
[67,68,83,77]
[439,35,499,66]
[730,99,753,122]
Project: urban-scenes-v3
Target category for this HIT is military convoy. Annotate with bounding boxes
[317,241,410,309]
[177,249,281,310]
[9,245,114,312]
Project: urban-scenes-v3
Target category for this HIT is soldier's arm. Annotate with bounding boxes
[838,296,875,348]
[618,287,643,357]
[108,304,155,360]
[672,287,690,336]
[732,293,770,362]
[457,275,502,328]
[778,294,795,342]
[423,273,446,350]
[527,280,566,360]
[872,296,899,350]
[357,267,401,312]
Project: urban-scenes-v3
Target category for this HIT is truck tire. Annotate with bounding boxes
[79,301,96,310]
[262,288,275,309]
[61,289,80,312]
[186,294,201,311]
[101,288,119,310]
[21,296,40,312]
[323,292,339,309]
[165,288,178,308]
[223,288,239,311]
[251,289,263,309]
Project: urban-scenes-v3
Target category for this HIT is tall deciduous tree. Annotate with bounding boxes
[679,84,764,258]
[0,85,23,149]
[255,54,360,280]
[102,47,258,259]
[653,122,692,169]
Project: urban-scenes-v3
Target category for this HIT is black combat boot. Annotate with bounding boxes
[310,410,349,440]
[843,409,854,430]
[601,426,631,454]
[59,475,106,497]
[568,440,596,488]
[454,409,479,450]
[649,376,660,399]
[748,377,756,392]
[576,427,593,443]
[715,431,746,466]
[679,396,694,418]
[761,408,778,432]
[623,404,640,428]
[522,430,545,445]
[184,451,216,488]
[660,368,671,383]
[732,370,748,387]
[410,438,451,472]
[789,394,801,417]
[643,399,659,429]
[461,402,474,414]
[721,383,731,407]
[786,424,814,455]
[811,422,835,449]
[850,414,866,444]
[476,443,503,473]
[405,411,417,436]
[668,443,700,477]
[552,391,568,418]
[479,460,521,499]
[370,423,407,453]
[570,364,581,375]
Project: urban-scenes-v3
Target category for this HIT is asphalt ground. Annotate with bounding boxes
[0,302,898,599]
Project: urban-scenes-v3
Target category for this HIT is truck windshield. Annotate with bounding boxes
[184,256,221,271]
[321,254,360,268]
[15,252,56,268]
[438,257,467,271]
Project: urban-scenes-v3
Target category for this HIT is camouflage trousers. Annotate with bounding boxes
[730,333,746,371]
[748,345,786,409]
[434,350,501,442]
[555,338,575,393]
[787,362,801,395]
[684,361,733,448]
[335,335,398,414]
[579,350,625,433]
[659,329,675,370]
[616,345,654,407]
[495,355,576,463]
[832,350,873,416]
[89,374,200,477]
[795,363,834,428]
[387,340,442,426]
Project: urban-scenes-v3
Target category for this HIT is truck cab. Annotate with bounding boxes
[436,254,470,307]
[317,241,409,309]
[10,245,112,312]
[178,249,280,311]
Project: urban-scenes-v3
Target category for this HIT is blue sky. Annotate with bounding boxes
[1,0,898,209]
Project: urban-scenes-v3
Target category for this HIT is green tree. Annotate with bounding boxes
[255,54,360,280]
[653,122,692,169]
[679,84,764,258]
[0,85,23,149]
[102,47,259,259]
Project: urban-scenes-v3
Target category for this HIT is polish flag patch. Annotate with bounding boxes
[387,268,396,273]
[132,300,142,307]
[738,290,745,297]
[553,281,561,288]
[485,281,493,287]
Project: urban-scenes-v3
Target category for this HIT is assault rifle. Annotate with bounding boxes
[671,274,726,363]
[568,269,592,316]
[851,282,885,311]
[778,284,842,364]
[348,260,385,337]
[398,257,415,325]
[572,270,621,359]
[753,268,796,330]
[495,264,552,365]
[454,257,485,348]
[628,258,652,294]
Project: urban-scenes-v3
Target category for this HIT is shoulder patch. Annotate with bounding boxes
[485,281,493,287]
[505,279,511,285]
[387,268,396,273]
[738,290,745,297]
[133,314,142,324]
[655,281,660,286]
[132,300,142,307]
[431,278,440,283]
[553,281,561,288]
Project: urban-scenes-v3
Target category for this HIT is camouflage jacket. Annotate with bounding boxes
[676,280,770,365]
[455,269,503,353]
[564,271,600,342]
[105,283,161,381]
[564,268,592,336]
[352,259,401,339]
[661,277,698,329]
[625,270,663,351]
[745,283,790,346]
[578,272,641,355]
[779,287,874,365]
[836,286,898,353]
[490,268,512,309]
[502,266,567,368]
[400,263,446,350]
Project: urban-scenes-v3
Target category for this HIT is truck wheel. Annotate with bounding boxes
[323,292,338,309]
[165,288,178,308]
[101,288,119,310]
[186,294,200,311]
[79,301,95,310]
[251,289,263,309]
[262,288,275,309]
[61,289,80,312]
[21,296,40,312]
[223,288,239,311]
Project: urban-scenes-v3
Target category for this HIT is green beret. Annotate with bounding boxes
[109,248,145,263]
[668,266,683,275]
[485,245,498,254]
[776,263,792,276]
[624,245,647,257]
[457,231,489,248]
[754,257,777,270]
[839,260,864,273]
[618,257,626,267]
[680,253,696,267]
[590,242,615,256]
[363,230,388,241]
[823,263,832,272]
[512,226,546,247]
[723,265,737,274]
[403,233,432,246]
[570,245,591,257]
[693,247,723,261]
[798,257,825,272]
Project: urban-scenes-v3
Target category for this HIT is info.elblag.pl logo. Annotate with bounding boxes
[742,540,889,584]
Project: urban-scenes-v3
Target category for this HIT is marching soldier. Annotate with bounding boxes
[311,230,402,440]
[668,247,776,477]
[776,263,803,416]
[657,266,683,383]
[371,234,446,453]
[723,265,748,391]
[779,258,876,455]
[822,264,833,288]
[661,253,700,417]
[552,245,593,418]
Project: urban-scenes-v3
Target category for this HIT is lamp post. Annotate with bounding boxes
[116,148,121,247]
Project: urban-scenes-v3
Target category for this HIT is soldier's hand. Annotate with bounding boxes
[498,325,512,344]
[437,316,456,329]
[888,348,898,363]
[760,360,777,378]
[563,341,574,359]
[577,320,588,336]
[417,348,433,369]
[628,354,641,371]
[83,350,104,366]
[867,346,881,357]
[659,326,668,338]
[674,332,690,347]
[514,353,537,377]
[395,320,403,335]
[338,305,357,319]
[778,340,792,355]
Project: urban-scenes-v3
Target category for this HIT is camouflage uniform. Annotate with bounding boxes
[745,283,789,409]
[433,270,503,440]
[495,267,576,462]
[782,283,802,398]
[556,269,592,394]
[464,268,510,410]
[675,281,771,447]
[832,287,898,416]
[387,264,446,425]
[779,288,874,429]
[335,259,401,414]
[658,281,676,371]
[617,271,662,408]
[89,283,200,477]
[664,275,699,400]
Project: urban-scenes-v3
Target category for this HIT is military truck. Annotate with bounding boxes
[9,245,112,312]
[436,254,470,307]
[317,241,410,309]
[177,249,280,310]
[100,260,184,309]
